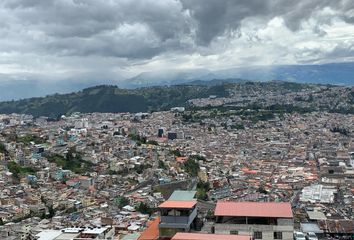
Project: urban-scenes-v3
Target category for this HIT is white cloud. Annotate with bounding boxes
[0,0,353,81]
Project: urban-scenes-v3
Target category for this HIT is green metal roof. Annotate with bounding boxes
[168,190,197,201]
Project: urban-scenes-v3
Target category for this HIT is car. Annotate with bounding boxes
[306,232,318,240]
[294,231,306,240]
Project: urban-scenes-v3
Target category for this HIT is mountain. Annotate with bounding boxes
[0,63,352,101]
[0,73,121,101]
[214,62,354,85]
[0,81,352,118]
[0,84,229,118]
[119,69,217,88]
[119,62,354,88]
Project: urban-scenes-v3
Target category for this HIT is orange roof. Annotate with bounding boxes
[158,200,197,209]
[215,201,293,218]
[138,217,159,240]
[176,157,188,163]
[172,233,251,240]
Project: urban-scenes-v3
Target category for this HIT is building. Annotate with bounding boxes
[214,202,294,240]
[35,227,115,240]
[167,132,178,141]
[172,233,252,240]
[158,199,198,239]
[158,128,164,138]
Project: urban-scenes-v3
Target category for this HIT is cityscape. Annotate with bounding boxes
[0,81,353,239]
[0,0,354,240]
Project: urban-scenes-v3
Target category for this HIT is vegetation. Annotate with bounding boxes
[0,81,351,119]
[170,149,183,157]
[17,134,46,144]
[46,148,93,174]
[7,161,36,179]
[183,157,200,177]
[115,196,130,208]
[196,181,211,200]
[158,160,166,169]
[133,163,152,174]
[189,155,206,161]
[0,84,229,118]
[0,143,7,154]
[128,134,147,145]
[330,127,349,136]
[135,202,154,215]
[147,140,159,145]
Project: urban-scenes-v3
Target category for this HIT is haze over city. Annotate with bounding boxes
[0,0,354,99]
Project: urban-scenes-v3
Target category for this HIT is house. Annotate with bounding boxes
[158,200,197,239]
[172,233,252,240]
[214,202,294,240]
[35,227,115,240]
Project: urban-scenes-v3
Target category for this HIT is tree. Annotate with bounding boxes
[184,158,200,177]
[158,160,166,169]
[196,181,210,200]
[196,188,207,200]
[116,196,130,208]
[0,143,7,154]
[136,202,153,215]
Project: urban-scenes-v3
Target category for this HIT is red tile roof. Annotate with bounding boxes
[172,233,252,240]
[138,217,159,240]
[158,200,197,209]
[215,201,293,218]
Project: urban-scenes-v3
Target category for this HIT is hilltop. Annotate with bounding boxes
[0,81,352,118]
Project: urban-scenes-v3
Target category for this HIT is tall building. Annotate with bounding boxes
[167,132,177,140]
[158,128,164,138]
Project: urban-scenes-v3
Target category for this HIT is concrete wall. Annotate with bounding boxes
[214,223,294,240]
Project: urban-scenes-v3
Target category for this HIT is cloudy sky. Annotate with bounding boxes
[1,0,354,82]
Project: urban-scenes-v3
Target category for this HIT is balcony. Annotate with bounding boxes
[159,207,197,229]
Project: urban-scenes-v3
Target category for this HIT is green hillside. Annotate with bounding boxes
[0,84,229,118]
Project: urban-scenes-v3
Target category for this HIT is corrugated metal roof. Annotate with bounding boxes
[172,233,251,240]
[169,190,197,201]
[158,200,197,209]
[307,211,327,220]
[214,201,293,218]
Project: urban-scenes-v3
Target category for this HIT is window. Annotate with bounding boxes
[230,230,238,235]
[254,231,262,239]
[274,232,282,239]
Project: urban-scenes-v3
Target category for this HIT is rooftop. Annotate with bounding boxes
[214,201,293,218]
[138,217,159,240]
[169,190,197,201]
[158,200,197,209]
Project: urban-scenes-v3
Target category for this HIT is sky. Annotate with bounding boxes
[0,0,354,82]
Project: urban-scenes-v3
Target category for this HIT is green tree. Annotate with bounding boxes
[116,196,130,208]
[158,160,166,169]
[136,202,153,215]
[184,157,200,177]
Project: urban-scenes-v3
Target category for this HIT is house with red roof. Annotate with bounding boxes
[158,200,198,239]
[214,201,294,240]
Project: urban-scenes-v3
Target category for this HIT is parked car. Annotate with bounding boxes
[306,232,318,240]
[294,231,306,240]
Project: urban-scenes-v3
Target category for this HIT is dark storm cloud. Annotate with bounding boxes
[1,0,353,58]
[180,0,354,45]
[0,0,353,85]
[1,0,193,58]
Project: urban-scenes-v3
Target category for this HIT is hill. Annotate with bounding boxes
[0,84,229,118]
[0,81,352,118]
